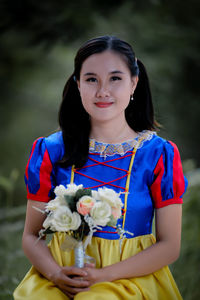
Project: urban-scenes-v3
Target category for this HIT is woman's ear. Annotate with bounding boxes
[131,76,139,93]
[77,80,80,91]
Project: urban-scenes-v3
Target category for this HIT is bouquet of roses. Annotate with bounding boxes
[35,183,124,267]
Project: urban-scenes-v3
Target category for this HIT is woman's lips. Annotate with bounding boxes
[95,102,113,108]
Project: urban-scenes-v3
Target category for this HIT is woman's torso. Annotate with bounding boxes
[46,130,160,239]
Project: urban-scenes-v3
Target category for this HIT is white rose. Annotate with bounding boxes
[43,213,55,230]
[97,187,123,208]
[90,201,111,226]
[46,206,81,232]
[54,184,83,198]
[65,183,83,195]
[91,190,99,200]
[54,185,68,198]
[45,196,66,212]
[77,196,96,216]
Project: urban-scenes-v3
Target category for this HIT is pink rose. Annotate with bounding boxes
[77,196,96,216]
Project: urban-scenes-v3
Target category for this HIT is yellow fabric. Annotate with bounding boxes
[13,233,182,300]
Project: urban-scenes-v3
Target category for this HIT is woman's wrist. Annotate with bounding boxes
[101,265,118,282]
[46,265,63,283]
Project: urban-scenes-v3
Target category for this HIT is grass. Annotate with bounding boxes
[0,206,30,300]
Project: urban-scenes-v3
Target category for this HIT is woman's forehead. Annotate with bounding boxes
[80,50,130,75]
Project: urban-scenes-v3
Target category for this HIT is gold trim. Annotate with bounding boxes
[122,135,147,229]
[70,165,75,184]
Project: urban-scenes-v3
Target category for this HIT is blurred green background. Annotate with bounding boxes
[0,0,200,299]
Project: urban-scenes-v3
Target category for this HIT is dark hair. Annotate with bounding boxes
[58,35,156,168]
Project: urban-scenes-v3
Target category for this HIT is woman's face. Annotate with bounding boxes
[77,50,138,125]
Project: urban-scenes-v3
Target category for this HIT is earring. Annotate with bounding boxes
[130,94,134,101]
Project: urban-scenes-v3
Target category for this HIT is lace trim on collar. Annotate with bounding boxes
[89,130,156,157]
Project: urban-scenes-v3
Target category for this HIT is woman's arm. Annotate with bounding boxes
[83,204,182,284]
[22,200,89,298]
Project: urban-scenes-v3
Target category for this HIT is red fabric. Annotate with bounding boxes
[155,197,183,209]
[96,230,118,234]
[169,141,185,200]
[27,149,53,202]
[150,154,165,208]
[151,142,185,209]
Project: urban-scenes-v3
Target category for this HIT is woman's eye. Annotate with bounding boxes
[86,77,97,82]
[111,76,121,81]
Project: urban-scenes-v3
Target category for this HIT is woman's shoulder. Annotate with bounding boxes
[145,132,176,151]
[42,131,65,164]
[142,132,181,164]
[44,130,64,147]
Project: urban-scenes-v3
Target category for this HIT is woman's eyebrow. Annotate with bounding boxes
[110,70,125,74]
[83,70,125,76]
[84,72,97,76]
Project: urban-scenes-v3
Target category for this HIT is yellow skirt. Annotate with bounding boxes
[13,233,182,300]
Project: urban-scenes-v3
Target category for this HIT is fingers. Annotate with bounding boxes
[55,266,88,287]
[63,267,90,288]
[65,276,89,288]
[53,266,91,297]
[84,263,95,268]
[63,266,88,277]
[57,272,88,288]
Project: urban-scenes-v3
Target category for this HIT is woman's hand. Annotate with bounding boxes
[50,266,90,298]
[80,265,108,287]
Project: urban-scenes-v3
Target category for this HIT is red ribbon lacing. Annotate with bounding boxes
[73,151,135,234]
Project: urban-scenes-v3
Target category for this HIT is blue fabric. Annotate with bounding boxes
[25,138,45,194]
[25,131,188,240]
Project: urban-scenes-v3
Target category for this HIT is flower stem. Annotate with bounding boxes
[80,222,85,241]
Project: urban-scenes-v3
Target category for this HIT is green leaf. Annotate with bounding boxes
[64,195,76,212]
[75,188,92,200]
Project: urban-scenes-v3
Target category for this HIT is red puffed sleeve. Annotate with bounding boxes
[150,141,188,208]
[24,137,55,202]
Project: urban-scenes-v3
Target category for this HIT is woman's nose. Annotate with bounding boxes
[96,82,110,98]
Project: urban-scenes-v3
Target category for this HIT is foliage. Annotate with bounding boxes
[0,0,124,46]
[0,169,19,207]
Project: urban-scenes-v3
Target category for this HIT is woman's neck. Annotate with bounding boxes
[90,118,138,144]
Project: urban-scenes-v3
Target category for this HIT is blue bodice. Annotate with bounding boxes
[25,131,187,240]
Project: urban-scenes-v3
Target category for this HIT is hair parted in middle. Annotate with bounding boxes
[58,35,157,168]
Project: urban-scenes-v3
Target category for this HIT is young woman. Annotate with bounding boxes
[14,35,187,299]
